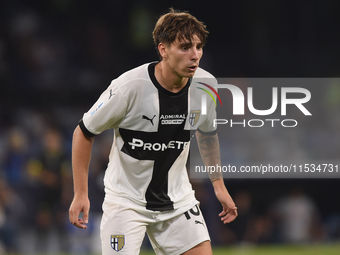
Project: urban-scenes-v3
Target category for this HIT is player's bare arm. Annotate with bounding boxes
[69,125,94,229]
[196,131,238,224]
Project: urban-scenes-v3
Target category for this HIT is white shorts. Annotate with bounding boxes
[100,197,210,255]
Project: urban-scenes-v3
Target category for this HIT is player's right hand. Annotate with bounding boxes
[69,195,90,229]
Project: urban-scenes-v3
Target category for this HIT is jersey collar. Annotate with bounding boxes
[148,62,192,97]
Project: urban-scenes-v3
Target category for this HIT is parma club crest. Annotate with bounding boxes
[189,110,200,127]
[111,235,125,251]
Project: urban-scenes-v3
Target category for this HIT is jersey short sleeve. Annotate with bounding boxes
[81,80,127,136]
[197,96,217,134]
[193,73,218,135]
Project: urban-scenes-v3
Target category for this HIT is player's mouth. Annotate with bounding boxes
[188,65,197,72]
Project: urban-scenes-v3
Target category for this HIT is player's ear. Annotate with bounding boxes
[158,43,168,59]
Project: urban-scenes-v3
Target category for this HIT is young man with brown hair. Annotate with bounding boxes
[69,8,237,254]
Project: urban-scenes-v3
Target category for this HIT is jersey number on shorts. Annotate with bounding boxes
[184,205,200,220]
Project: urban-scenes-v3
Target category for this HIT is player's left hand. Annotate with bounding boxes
[214,183,238,224]
[218,200,238,224]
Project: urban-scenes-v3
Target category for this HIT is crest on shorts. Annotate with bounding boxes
[111,235,125,251]
[189,110,200,126]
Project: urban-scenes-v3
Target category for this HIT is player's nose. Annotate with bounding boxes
[190,48,199,61]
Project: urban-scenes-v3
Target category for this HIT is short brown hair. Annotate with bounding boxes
[153,8,209,59]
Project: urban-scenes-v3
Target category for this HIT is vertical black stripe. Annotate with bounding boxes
[145,90,190,211]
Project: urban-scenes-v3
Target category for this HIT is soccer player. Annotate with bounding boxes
[69,8,237,255]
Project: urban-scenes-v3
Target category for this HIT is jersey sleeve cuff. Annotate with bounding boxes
[79,119,96,137]
[197,128,217,136]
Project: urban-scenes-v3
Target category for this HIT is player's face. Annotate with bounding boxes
[163,35,203,78]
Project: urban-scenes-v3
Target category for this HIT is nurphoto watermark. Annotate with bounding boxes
[190,78,340,179]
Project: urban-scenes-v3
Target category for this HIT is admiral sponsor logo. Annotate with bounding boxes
[128,138,189,151]
[160,114,186,125]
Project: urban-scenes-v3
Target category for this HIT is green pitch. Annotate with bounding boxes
[30,244,340,255]
[139,244,340,255]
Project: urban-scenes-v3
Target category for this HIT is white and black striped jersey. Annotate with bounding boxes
[80,62,217,211]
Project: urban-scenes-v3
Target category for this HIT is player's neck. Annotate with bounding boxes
[155,62,189,93]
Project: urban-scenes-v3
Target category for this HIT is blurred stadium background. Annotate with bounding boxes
[0,0,340,254]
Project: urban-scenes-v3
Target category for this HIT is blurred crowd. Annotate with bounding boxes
[0,122,112,253]
[1,0,340,254]
[194,182,339,246]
